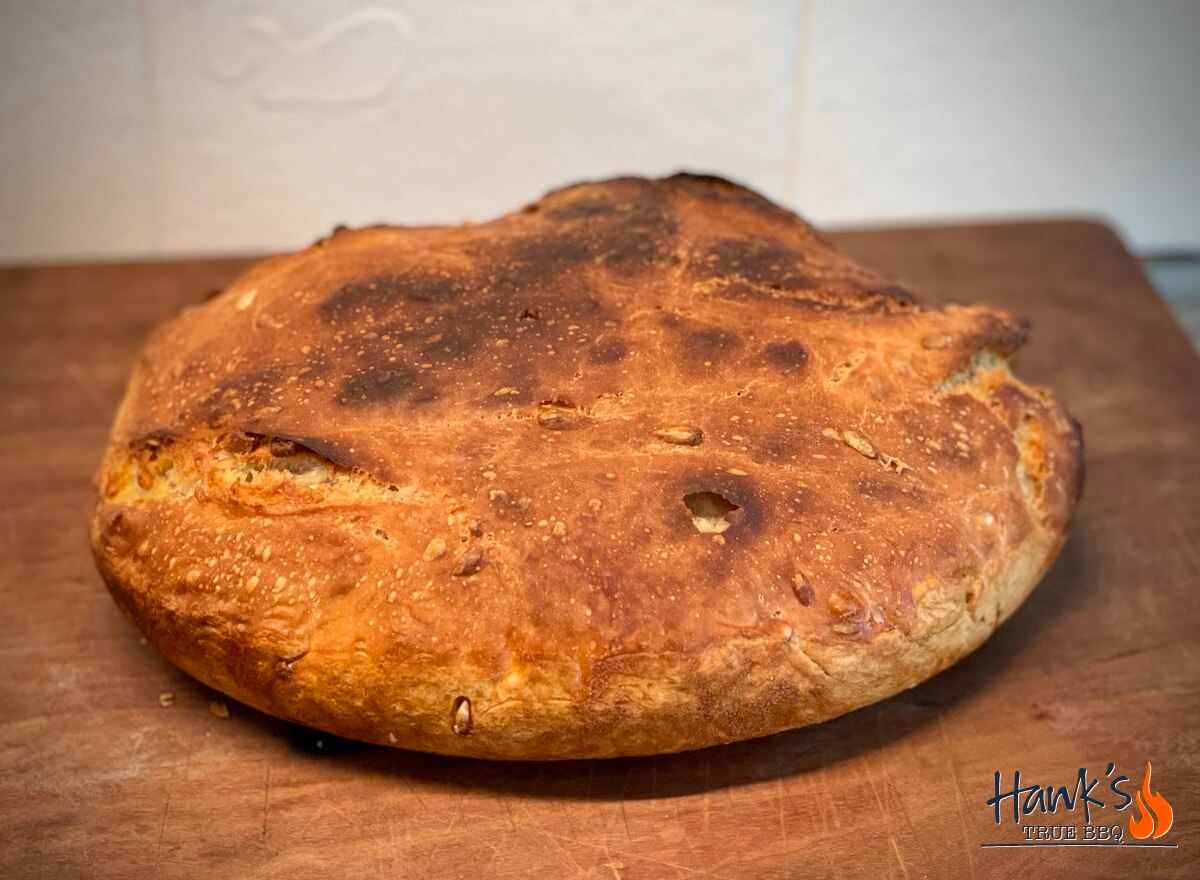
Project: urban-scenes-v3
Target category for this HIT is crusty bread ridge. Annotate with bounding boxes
[90,174,1083,758]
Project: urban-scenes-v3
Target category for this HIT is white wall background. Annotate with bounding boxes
[1,0,1197,264]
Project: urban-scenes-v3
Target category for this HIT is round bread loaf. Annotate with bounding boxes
[90,174,1082,758]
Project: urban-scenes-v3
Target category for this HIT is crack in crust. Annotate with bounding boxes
[103,430,420,512]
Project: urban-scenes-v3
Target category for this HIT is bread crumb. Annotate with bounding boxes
[423,537,447,561]
[655,426,703,446]
[452,548,485,576]
[842,429,877,459]
[208,700,230,718]
[159,691,175,707]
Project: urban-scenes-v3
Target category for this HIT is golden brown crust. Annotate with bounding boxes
[89,174,1083,758]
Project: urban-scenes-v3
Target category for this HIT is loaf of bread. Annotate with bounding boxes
[90,174,1082,758]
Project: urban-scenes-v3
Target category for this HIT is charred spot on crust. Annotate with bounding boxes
[403,275,461,304]
[696,237,814,291]
[752,424,808,463]
[664,173,800,221]
[763,340,808,371]
[589,339,628,364]
[495,182,677,286]
[196,364,293,427]
[299,218,638,412]
[319,271,467,322]
[338,366,427,404]
[311,224,350,247]
[596,189,677,274]
[421,331,475,362]
[682,327,742,362]
[491,234,594,293]
[544,198,619,221]
[665,172,742,190]
[856,475,926,505]
[975,312,1031,357]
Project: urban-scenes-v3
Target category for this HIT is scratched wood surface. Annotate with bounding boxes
[1,221,1196,879]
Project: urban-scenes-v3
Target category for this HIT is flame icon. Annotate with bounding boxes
[1128,761,1173,840]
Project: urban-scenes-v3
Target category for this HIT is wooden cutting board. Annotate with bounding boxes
[1,221,1196,879]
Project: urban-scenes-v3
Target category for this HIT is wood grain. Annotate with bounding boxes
[1,222,1196,879]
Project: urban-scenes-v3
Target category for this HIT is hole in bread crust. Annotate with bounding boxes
[451,696,473,736]
[828,350,867,384]
[683,491,739,534]
[536,400,589,430]
[1014,413,1048,507]
[965,578,982,615]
